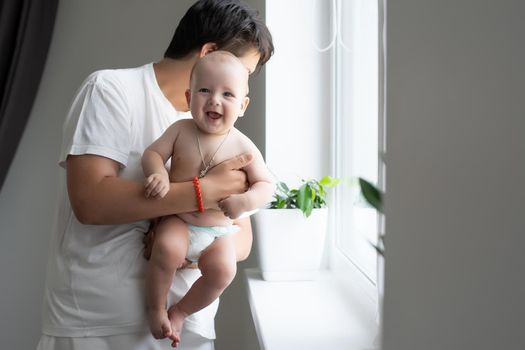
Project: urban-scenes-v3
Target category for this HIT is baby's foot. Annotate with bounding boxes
[148,308,172,339]
[167,304,188,347]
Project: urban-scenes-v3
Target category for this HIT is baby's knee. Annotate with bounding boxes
[205,259,237,288]
[152,235,187,270]
[219,260,237,284]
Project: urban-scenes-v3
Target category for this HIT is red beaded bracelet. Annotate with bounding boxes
[193,176,204,213]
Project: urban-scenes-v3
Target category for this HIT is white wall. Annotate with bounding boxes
[382,1,525,349]
[0,1,264,349]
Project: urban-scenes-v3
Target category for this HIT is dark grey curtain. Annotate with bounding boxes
[0,0,59,191]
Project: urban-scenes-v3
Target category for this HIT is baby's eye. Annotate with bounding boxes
[223,91,234,97]
[198,88,210,93]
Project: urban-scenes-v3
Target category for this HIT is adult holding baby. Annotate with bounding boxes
[37,1,273,349]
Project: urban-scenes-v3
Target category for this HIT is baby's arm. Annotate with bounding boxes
[142,123,180,199]
[218,141,274,219]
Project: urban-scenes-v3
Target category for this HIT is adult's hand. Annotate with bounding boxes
[200,153,253,210]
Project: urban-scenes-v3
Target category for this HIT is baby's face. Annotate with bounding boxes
[187,56,250,135]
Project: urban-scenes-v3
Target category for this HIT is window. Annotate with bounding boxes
[332,0,381,284]
[264,0,383,286]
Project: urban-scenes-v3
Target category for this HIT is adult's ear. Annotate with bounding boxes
[199,42,219,57]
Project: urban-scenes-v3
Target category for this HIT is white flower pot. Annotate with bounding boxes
[252,208,328,281]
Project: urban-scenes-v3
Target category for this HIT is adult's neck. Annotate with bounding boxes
[153,54,199,112]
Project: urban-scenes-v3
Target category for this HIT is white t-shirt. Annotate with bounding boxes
[41,63,217,339]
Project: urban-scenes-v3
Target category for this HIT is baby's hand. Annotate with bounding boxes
[144,173,170,198]
[218,194,248,219]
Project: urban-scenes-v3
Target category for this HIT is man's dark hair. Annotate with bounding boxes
[164,0,274,72]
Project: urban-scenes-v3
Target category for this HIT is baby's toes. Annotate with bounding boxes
[162,323,172,337]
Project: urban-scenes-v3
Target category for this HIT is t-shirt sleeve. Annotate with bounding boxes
[59,73,131,168]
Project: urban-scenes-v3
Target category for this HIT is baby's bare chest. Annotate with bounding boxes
[169,130,247,182]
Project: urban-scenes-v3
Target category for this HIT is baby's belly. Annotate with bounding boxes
[178,210,233,227]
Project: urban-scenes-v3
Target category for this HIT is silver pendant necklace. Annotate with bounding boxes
[196,128,231,178]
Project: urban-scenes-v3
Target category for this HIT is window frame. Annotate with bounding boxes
[328,0,384,291]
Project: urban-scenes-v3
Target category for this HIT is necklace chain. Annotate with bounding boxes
[196,128,231,178]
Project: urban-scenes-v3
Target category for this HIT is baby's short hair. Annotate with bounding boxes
[190,51,250,94]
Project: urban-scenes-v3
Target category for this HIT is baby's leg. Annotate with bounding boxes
[167,235,237,346]
[146,216,188,340]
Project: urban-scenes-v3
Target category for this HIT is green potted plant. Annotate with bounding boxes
[252,176,340,281]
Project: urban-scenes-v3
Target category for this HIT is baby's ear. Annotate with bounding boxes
[185,89,191,107]
[239,96,250,117]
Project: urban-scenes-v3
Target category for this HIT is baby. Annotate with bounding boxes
[142,51,274,346]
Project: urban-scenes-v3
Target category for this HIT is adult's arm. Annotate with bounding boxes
[67,153,253,225]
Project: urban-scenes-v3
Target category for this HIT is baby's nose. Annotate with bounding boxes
[208,96,220,106]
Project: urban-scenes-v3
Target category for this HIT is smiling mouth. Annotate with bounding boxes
[206,111,222,119]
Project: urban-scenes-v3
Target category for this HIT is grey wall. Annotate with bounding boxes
[383,1,525,349]
[0,1,263,349]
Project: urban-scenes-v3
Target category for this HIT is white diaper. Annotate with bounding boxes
[186,225,239,262]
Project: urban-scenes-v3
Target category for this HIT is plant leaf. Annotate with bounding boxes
[369,235,385,256]
[320,175,340,187]
[304,184,314,217]
[310,184,316,201]
[358,178,384,213]
[275,181,289,197]
[279,181,290,193]
[297,183,307,214]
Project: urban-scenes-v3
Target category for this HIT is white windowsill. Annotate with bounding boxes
[244,268,380,350]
